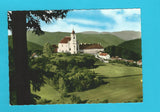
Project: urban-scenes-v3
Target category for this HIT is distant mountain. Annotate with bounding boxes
[27,31,124,48]
[79,31,100,34]
[111,31,141,41]
[118,39,142,56]
[81,31,141,41]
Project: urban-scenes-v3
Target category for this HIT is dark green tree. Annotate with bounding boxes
[43,42,52,57]
[8,10,69,105]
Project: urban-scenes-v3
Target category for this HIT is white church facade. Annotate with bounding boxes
[57,30,104,54]
[57,30,79,54]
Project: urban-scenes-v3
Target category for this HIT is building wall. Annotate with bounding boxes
[57,43,70,53]
[99,55,110,60]
[70,33,78,54]
[79,48,104,54]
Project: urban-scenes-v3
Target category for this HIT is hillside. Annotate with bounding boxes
[27,31,124,48]
[111,31,141,41]
[118,39,142,56]
[80,31,141,41]
[8,36,43,51]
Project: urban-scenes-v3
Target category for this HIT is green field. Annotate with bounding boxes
[31,62,142,104]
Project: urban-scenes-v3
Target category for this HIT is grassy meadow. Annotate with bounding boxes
[31,62,142,104]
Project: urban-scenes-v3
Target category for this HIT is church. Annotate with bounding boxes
[57,29,79,54]
[57,29,104,54]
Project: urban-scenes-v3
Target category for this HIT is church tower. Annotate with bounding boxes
[70,29,78,54]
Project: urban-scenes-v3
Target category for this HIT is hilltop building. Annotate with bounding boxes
[79,43,104,54]
[57,29,104,54]
[57,29,79,54]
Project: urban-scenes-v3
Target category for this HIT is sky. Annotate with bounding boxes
[41,9,141,33]
[8,9,141,35]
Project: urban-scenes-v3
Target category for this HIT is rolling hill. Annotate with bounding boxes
[9,31,141,54]
[8,36,43,51]
[81,31,141,41]
[118,39,142,56]
[111,31,141,41]
[27,31,124,48]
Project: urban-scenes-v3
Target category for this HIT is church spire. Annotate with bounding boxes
[72,28,75,34]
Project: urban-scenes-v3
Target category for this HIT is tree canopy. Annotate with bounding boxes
[8,10,69,35]
[8,10,69,105]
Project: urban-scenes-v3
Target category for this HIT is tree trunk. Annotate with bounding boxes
[12,11,31,105]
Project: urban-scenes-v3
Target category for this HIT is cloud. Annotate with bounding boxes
[100,9,141,32]
[41,19,104,33]
[66,18,104,26]
[41,9,141,33]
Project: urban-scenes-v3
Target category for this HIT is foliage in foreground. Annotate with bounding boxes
[30,53,104,93]
[9,48,104,104]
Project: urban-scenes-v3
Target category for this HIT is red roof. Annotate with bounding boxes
[31,53,36,57]
[99,53,108,56]
[79,44,103,49]
[60,36,71,43]
[138,60,142,63]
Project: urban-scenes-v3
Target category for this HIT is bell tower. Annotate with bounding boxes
[70,29,78,54]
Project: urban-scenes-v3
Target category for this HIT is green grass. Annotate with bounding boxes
[31,62,142,104]
[92,63,142,78]
[27,31,124,48]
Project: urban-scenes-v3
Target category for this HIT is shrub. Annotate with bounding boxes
[70,95,82,104]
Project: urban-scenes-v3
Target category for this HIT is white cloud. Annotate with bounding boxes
[100,9,141,32]
[42,9,141,33]
[66,18,104,26]
[123,9,141,15]
[41,18,104,33]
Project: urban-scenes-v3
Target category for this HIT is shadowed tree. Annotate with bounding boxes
[43,42,52,57]
[8,10,69,105]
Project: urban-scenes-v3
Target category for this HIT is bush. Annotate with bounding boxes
[101,99,109,103]
[65,70,104,92]
[70,95,82,104]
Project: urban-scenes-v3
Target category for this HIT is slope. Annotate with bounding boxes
[118,39,142,56]
[80,31,141,41]
[27,31,124,48]
[8,36,43,51]
[111,31,141,41]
